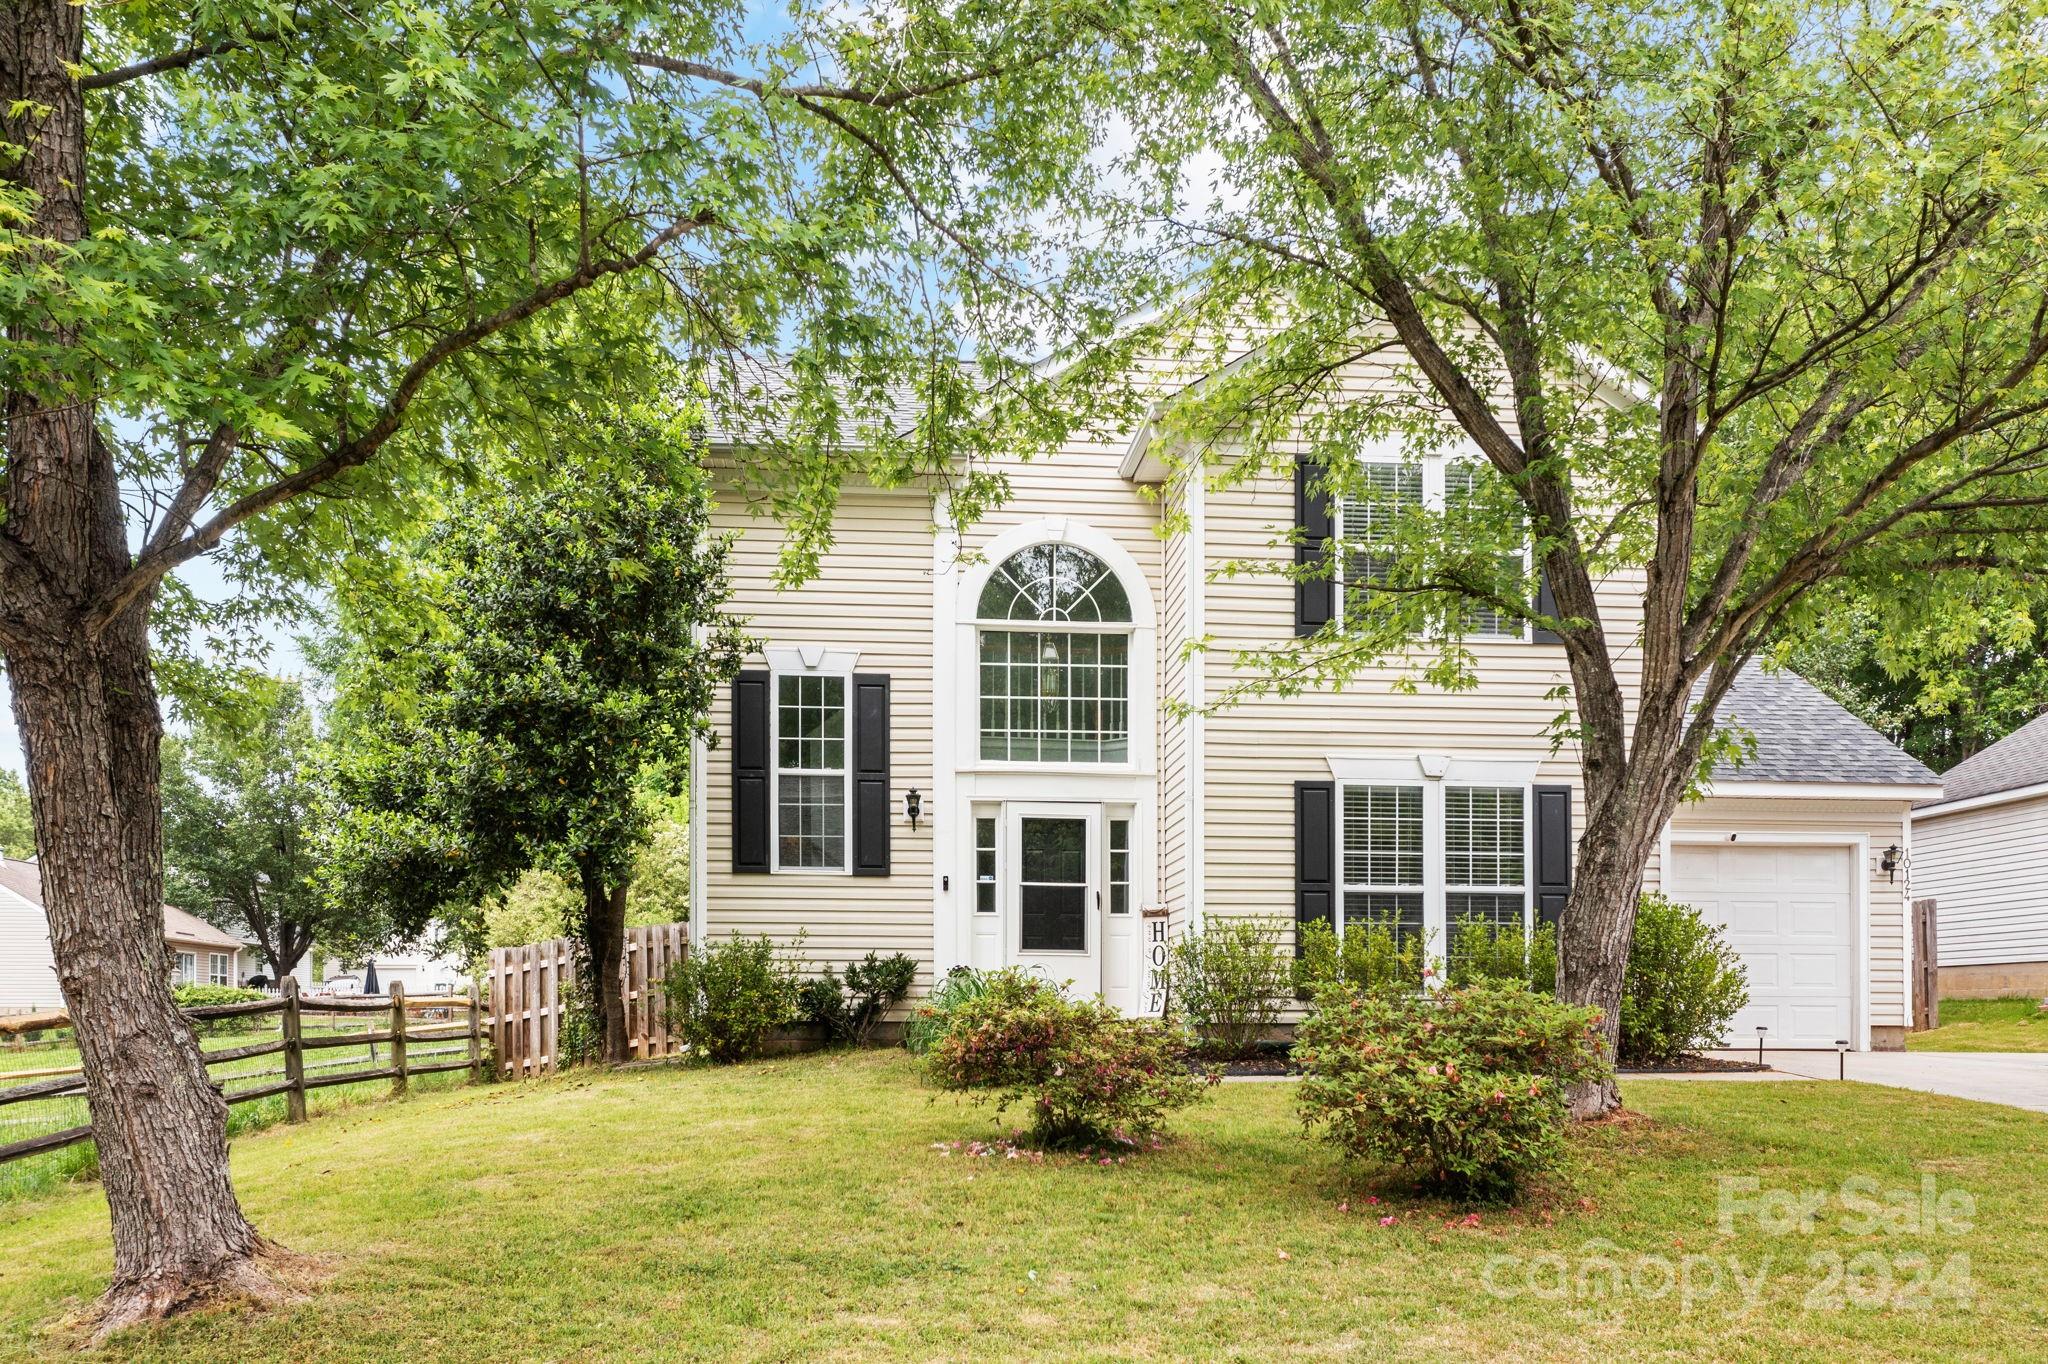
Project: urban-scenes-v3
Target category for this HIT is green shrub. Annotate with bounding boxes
[1294,979,1610,1200]
[660,935,802,1064]
[799,952,919,1047]
[1446,917,1558,993]
[1166,917,1292,1059]
[1619,893,1750,1065]
[922,969,1215,1146]
[903,966,992,1056]
[1294,918,1425,997]
[172,984,269,1037]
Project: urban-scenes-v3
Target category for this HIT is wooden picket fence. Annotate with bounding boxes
[487,922,689,1079]
[0,979,484,1166]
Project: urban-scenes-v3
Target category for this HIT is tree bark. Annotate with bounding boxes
[1,4,286,1333]
[575,865,631,1063]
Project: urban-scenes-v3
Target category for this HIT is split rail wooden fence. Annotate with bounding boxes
[488,921,688,1078]
[0,979,483,1166]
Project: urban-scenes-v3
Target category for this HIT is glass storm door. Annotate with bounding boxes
[1008,804,1101,995]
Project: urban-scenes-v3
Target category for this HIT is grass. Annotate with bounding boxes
[1908,998,2048,1052]
[2,1054,2046,1361]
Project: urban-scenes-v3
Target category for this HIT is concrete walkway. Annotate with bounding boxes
[1701,1049,2048,1114]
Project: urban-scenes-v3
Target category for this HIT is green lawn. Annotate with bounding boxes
[3,1053,2045,1361]
[1908,998,2048,1052]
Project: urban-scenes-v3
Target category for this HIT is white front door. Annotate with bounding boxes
[1008,803,1102,995]
[1669,842,1856,1049]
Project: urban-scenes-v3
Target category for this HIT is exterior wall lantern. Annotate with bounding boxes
[1880,844,1903,882]
[904,787,922,830]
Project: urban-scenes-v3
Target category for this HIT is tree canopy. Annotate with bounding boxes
[323,420,746,1058]
[161,677,377,980]
[1088,0,2048,1111]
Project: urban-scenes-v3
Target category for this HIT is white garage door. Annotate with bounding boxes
[1667,843,1855,1049]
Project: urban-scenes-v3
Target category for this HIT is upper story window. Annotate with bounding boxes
[976,543,1131,763]
[1337,457,1527,641]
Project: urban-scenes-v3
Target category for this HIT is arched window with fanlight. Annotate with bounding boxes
[975,543,1132,763]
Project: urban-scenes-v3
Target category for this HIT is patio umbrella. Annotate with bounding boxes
[361,959,380,996]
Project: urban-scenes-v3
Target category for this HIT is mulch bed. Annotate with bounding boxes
[1618,1052,1770,1074]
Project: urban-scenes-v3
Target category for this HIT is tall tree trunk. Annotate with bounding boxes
[9,638,286,1332]
[1,5,285,1332]
[575,865,631,1063]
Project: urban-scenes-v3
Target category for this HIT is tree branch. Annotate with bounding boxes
[625,47,1051,110]
[84,215,713,636]
[81,33,276,91]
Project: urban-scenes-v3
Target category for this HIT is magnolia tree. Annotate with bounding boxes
[0,0,1117,1330]
[1099,0,2048,1113]
[323,433,748,1067]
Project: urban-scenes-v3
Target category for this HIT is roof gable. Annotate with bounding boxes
[1934,711,2048,805]
[1698,667,1940,788]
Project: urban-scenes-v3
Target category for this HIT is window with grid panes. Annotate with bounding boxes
[1340,785,1426,949]
[1336,462,1421,623]
[1443,462,1528,640]
[1108,818,1131,914]
[1445,786,1527,942]
[977,544,1131,763]
[975,816,997,913]
[775,673,847,869]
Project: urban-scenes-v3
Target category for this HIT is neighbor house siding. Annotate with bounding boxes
[0,884,58,1014]
[1657,795,1914,1030]
[1913,794,2048,969]
[700,481,939,980]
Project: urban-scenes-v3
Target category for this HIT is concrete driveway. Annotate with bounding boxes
[1707,1049,2048,1114]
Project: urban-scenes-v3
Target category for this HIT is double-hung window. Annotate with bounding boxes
[1337,782,1531,976]
[1336,455,1529,641]
[208,952,232,987]
[1340,785,1426,947]
[774,672,848,871]
[1445,786,1528,953]
[174,951,196,986]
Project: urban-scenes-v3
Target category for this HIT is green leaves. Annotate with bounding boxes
[321,420,747,941]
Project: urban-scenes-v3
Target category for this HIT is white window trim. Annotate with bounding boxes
[1335,776,1536,969]
[208,952,232,987]
[174,951,197,986]
[768,658,855,876]
[1334,445,1532,643]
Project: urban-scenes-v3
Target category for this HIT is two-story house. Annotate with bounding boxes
[685,339,1941,1050]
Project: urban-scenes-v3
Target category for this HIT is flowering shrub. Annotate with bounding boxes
[922,969,1215,1147]
[1620,893,1749,1064]
[1293,979,1610,1199]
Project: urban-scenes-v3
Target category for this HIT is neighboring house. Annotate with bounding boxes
[1911,713,2048,999]
[689,335,1939,1049]
[293,942,469,997]
[0,858,251,1012]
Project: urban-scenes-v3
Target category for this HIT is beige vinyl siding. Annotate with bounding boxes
[1913,794,2048,967]
[700,481,938,979]
[1657,795,1914,1028]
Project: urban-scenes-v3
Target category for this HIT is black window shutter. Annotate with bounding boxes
[1295,459,1334,637]
[732,671,771,874]
[851,673,891,877]
[1533,784,1573,926]
[1533,566,1563,644]
[1294,780,1337,954]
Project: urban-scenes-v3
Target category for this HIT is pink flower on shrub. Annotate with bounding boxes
[1379,1215,1397,1227]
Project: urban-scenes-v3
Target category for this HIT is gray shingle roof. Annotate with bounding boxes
[1928,711,2048,805]
[1696,667,1940,787]
[0,858,244,949]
